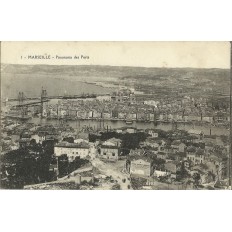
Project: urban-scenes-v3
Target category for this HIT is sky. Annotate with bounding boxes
[1,41,230,69]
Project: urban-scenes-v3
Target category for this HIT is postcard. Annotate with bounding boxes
[1,41,231,190]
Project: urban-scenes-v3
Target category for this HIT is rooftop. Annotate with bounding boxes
[187,146,196,153]
[131,158,152,165]
[55,142,89,149]
[171,140,183,146]
[188,129,203,135]
[101,145,119,149]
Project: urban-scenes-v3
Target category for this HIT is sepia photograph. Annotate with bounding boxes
[1,41,231,190]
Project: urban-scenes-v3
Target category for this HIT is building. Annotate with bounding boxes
[77,110,87,119]
[118,112,127,119]
[115,128,123,133]
[19,138,31,148]
[76,131,89,141]
[54,142,90,161]
[187,147,205,165]
[143,138,166,154]
[10,143,19,151]
[35,132,59,144]
[111,88,135,103]
[214,112,228,123]
[164,161,180,175]
[102,111,111,119]
[143,139,159,154]
[171,141,186,153]
[31,134,40,143]
[188,113,201,122]
[92,110,101,119]
[99,138,122,161]
[144,100,159,107]
[200,171,215,184]
[96,95,111,102]
[74,138,89,144]
[125,127,137,134]
[100,145,120,161]
[102,138,122,147]
[129,158,153,177]
[49,163,59,177]
[111,108,119,118]
[188,129,204,140]
[156,151,168,160]
[153,169,168,177]
[202,115,213,123]
[147,129,159,138]
[59,109,67,117]
[128,148,146,157]
[115,127,137,134]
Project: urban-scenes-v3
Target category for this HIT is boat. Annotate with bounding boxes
[6,114,31,120]
[125,119,133,124]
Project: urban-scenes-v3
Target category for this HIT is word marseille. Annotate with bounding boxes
[25,55,90,60]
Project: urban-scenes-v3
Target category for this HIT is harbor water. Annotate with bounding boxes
[29,117,229,136]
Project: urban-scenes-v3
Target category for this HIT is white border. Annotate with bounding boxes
[0,0,232,40]
[1,1,232,232]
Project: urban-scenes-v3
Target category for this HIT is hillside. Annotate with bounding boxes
[1,64,230,99]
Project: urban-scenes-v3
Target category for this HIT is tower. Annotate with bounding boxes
[41,87,47,118]
[18,92,27,117]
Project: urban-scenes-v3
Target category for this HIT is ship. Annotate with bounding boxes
[61,93,97,99]
[125,119,133,124]
[5,108,32,120]
[6,114,31,120]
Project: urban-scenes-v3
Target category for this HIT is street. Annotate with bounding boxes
[91,158,131,190]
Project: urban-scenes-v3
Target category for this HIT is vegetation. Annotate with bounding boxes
[0,138,89,189]
[176,162,190,181]
[130,177,147,190]
[56,154,90,178]
[111,183,121,190]
[0,142,53,189]
[220,135,229,145]
[89,131,148,155]
[192,172,201,189]
[63,137,74,143]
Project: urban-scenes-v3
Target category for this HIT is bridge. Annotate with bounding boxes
[14,99,49,108]
[7,87,49,119]
[6,93,98,102]
[6,88,101,119]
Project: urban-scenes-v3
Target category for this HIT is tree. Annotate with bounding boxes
[42,139,58,155]
[58,154,69,177]
[220,135,229,145]
[130,177,147,190]
[111,183,121,190]
[63,137,74,143]
[1,137,61,188]
[192,172,201,189]
[176,162,189,181]
[121,132,148,154]
[153,158,165,170]
[30,139,37,146]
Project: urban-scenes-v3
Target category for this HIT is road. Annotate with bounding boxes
[91,158,131,190]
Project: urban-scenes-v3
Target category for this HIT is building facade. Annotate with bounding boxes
[100,145,120,161]
[54,142,90,161]
[130,159,153,177]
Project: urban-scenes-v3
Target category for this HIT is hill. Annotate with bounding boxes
[1,64,230,99]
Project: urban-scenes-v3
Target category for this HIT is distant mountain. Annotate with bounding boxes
[2,63,229,77]
[1,64,230,99]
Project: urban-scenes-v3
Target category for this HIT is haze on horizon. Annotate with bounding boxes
[1,41,230,69]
